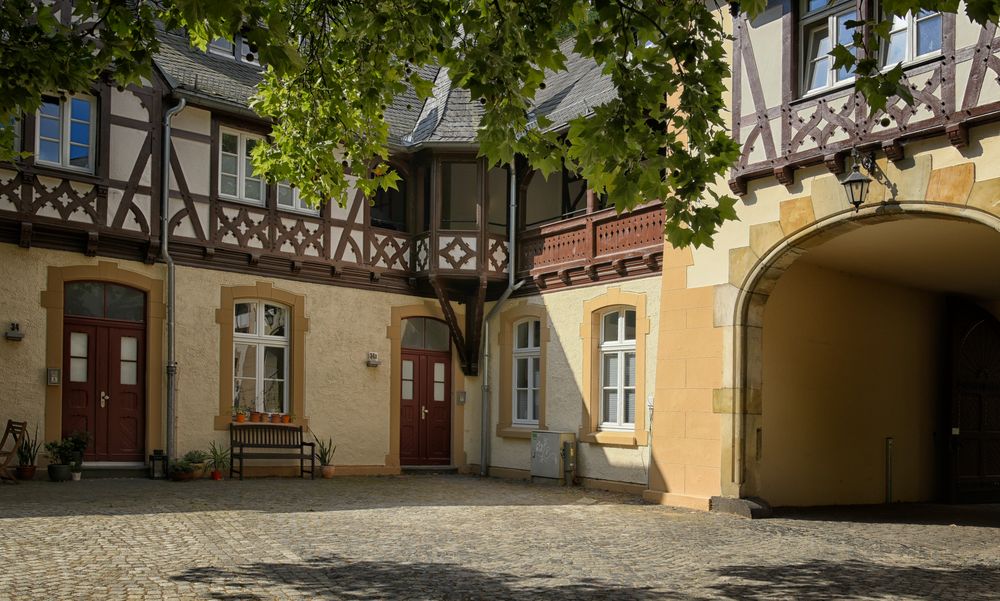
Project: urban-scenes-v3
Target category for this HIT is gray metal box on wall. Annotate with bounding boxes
[530,430,576,485]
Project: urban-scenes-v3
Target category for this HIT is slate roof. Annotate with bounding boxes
[153,33,615,147]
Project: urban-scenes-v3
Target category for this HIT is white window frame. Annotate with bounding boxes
[35,94,96,173]
[277,181,320,215]
[800,0,857,95]
[207,36,260,65]
[232,300,290,414]
[599,308,637,431]
[880,9,942,68]
[512,318,541,426]
[218,128,265,205]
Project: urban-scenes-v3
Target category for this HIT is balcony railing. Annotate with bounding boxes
[517,202,665,278]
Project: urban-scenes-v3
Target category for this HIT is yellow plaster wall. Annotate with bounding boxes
[759,262,943,506]
[171,266,423,467]
[0,246,165,451]
[484,277,661,485]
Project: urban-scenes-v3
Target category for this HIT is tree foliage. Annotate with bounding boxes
[2,0,999,247]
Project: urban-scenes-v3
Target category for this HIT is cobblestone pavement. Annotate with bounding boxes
[1,475,999,600]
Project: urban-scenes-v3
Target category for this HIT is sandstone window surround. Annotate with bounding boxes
[580,288,649,447]
[497,304,549,439]
[215,282,308,429]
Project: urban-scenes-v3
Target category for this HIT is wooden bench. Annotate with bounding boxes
[229,423,315,480]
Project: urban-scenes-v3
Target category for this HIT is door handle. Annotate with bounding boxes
[100,391,110,408]
[421,405,428,420]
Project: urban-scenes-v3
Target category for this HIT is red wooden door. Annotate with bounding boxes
[62,319,146,462]
[400,350,452,465]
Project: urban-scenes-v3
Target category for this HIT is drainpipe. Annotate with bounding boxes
[480,165,524,477]
[160,98,186,462]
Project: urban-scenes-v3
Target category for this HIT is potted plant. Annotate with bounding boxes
[182,450,209,479]
[250,411,262,422]
[270,412,282,424]
[70,459,83,481]
[169,459,195,481]
[233,406,248,423]
[44,431,89,482]
[207,441,230,480]
[316,437,336,478]
[16,426,41,481]
[282,412,294,424]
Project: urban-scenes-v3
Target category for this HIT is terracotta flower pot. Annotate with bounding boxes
[171,471,195,482]
[250,412,262,422]
[321,465,336,479]
[16,465,36,481]
[281,415,291,424]
[235,414,246,423]
[211,470,223,481]
[270,414,282,424]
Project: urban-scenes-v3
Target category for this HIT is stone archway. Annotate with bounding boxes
[728,201,1000,505]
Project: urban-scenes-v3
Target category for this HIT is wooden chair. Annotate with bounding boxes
[0,420,27,484]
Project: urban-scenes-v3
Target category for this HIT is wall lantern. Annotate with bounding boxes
[840,148,875,211]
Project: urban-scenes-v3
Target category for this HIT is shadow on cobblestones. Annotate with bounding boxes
[708,559,1000,600]
[171,554,681,600]
[774,503,1000,528]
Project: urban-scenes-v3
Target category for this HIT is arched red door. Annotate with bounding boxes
[62,282,146,462]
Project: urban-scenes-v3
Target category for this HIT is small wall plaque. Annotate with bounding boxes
[5,322,24,341]
[366,351,381,367]
[46,368,61,386]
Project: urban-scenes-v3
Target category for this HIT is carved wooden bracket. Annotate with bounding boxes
[369,271,380,282]
[729,176,748,196]
[19,222,32,248]
[586,264,599,281]
[823,153,845,175]
[203,246,215,260]
[882,140,905,162]
[331,265,342,277]
[248,253,260,266]
[533,273,547,289]
[774,165,796,187]
[145,238,160,264]
[463,277,488,376]
[85,231,99,257]
[291,260,303,274]
[558,269,572,286]
[613,259,628,277]
[947,123,969,148]
[643,253,660,271]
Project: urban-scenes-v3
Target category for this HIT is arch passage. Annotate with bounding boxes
[732,210,1000,507]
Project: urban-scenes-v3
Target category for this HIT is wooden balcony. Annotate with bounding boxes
[517,202,665,291]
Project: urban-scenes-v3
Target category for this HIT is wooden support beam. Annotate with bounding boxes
[429,276,471,374]
[463,277,488,377]
[18,222,32,249]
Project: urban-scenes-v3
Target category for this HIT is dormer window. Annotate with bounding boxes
[207,36,259,65]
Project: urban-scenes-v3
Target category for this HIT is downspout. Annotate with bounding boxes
[480,165,524,476]
[160,98,186,463]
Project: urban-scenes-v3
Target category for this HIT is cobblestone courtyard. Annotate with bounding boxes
[1,474,998,600]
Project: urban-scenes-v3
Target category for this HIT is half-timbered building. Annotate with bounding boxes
[0,21,664,493]
[647,0,1000,511]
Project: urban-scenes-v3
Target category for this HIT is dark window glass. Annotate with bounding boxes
[440,162,478,229]
[106,285,145,322]
[487,166,509,235]
[65,282,144,321]
[422,166,431,231]
[65,282,104,318]
[564,172,587,217]
[401,317,451,351]
[372,178,407,232]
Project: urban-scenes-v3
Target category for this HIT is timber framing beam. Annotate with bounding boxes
[429,275,472,374]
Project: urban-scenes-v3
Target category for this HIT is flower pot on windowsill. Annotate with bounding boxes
[235,414,246,423]
[270,413,282,424]
[321,465,336,479]
[250,412,262,422]
[16,465,36,481]
[281,415,291,424]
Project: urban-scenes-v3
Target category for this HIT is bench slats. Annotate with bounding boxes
[229,423,315,480]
